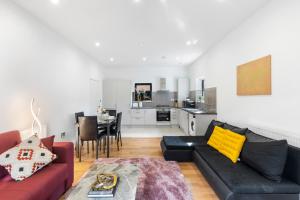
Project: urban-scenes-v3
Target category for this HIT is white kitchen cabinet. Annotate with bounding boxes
[144,109,156,125]
[195,114,217,136]
[130,109,145,125]
[171,108,178,125]
[179,109,189,135]
[103,79,132,125]
[130,109,156,125]
[177,78,190,107]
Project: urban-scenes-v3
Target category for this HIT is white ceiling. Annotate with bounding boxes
[13,0,269,68]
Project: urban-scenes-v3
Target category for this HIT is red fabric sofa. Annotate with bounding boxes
[0,130,74,200]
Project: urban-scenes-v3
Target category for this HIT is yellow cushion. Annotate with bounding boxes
[207,126,226,151]
[218,129,246,163]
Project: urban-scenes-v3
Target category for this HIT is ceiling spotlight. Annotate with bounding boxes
[134,0,141,3]
[95,42,100,47]
[192,40,198,45]
[160,0,167,3]
[176,57,180,61]
[186,40,192,46]
[50,0,60,5]
[142,57,147,61]
[110,57,115,62]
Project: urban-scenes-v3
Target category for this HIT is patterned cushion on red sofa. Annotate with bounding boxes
[0,135,56,181]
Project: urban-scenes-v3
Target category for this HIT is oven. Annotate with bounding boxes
[156,109,171,122]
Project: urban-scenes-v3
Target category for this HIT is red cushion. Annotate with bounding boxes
[0,130,21,154]
[0,131,21,179]
[41,135,55,152]
[0,163,68,200]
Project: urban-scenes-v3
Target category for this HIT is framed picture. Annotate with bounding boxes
[237,55,272,96]
[134,83,152,101]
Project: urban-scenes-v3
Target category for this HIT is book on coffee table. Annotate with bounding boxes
[88,174,119,198]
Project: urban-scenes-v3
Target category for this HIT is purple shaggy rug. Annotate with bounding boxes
[96,158,193,200]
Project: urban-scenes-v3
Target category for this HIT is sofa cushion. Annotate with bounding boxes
[0,135,57,181]
[163,136,207,150]
[223,123,248,135]
[242,140,288,182]
[207,126,226,151]
[0,163,68,200]
[204,120,225,140]
[218,129,246,163]
[41,135,55,152]
[245,129,273,142]
[194,146,300,194]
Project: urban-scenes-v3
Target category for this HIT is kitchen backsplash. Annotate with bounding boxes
[132,91,177,107]
[189,88,217,112]
[132,87,216,112]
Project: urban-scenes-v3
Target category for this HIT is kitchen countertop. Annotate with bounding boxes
[131,107,217,115]
[180,108,217,115]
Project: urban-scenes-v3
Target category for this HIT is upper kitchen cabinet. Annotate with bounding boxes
[103,79,132,125]
[177,78,190,107]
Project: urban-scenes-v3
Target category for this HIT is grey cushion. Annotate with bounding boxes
[163,136,207,150]
[194,146,300,194]
[223,123,248,135]
[242,140,288,182]
[245,129,273,142]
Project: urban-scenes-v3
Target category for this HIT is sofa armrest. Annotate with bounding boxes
[52,142,74,189]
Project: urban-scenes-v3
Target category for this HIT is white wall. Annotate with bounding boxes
[103,66,187,92]
[187,0,300,137]
[0,0,104,138]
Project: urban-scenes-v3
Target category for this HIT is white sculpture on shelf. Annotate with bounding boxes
[31,98,42,136]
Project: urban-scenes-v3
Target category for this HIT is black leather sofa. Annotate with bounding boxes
[160,121,300,200]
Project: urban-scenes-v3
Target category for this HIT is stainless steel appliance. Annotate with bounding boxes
[156,105,171,122]
[183,100,196,108]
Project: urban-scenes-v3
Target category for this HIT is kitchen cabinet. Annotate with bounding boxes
[129,109,156,125]
[177,78,190,107]
[144,109,156,125]
[195,114,217,136]
[103,79,132,125]
[130,109,145,125]
[171,108,178,125]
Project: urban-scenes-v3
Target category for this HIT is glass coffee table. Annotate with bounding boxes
[65,164,139,200]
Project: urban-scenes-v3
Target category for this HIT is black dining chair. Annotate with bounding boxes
[110,112,122,151]
[78,116,106,162]
[104,109,117,144]
[75,112,84,157]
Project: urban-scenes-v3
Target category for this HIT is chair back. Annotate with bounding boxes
[75,112,84,123]
[78,116,98,141]
[116,112,122,133]
[106,109,117,117]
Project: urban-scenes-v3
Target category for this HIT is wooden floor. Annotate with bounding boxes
[70,138,218,200]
